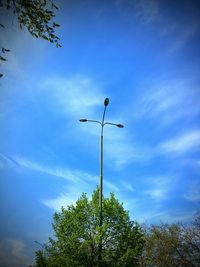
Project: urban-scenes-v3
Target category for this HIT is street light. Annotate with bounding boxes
[79,98,124,266]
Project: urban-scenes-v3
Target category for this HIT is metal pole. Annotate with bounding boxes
[100,125,103,226]
[98,104,106,266]
[98,127,103,266]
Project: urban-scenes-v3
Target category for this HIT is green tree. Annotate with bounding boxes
[35,188,145,267]
[0,0,61,77]
[35,250,47,267]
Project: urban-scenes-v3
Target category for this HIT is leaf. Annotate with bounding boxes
[0,55,7,61]
[2,48,11,53]
[52,3,58,10]
[42,35,49,40]
[53,22,60,27]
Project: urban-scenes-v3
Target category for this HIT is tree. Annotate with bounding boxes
[35,188,145,267]
[141,223,184,267]
[0,0,61,77]
[35,250,47,267]
[140,213,200,267]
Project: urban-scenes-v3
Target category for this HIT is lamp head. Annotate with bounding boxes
[79,118,87,122]
[104,98,109,106]
[116,124,124,128]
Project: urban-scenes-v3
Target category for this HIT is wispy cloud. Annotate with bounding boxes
[0,153,19,169]
[42,180,120,211]
[102,125,152,169]
[143,175,174,201]
[12,156,85,184]
[42,75,105,118]
[168,24,199,54]
[159,130,200,155]
[41,75,150,169]
[10,155,119,201]
[135,208,196,224]
[137,80,200,125]
[0,239,31,267]
[40,75,155,169]
[120,181,134,192]
[42,181,119,211]
[42,191,80,211]
[116,0,160,24]
[133,0,160,24]
[184,181,200,202]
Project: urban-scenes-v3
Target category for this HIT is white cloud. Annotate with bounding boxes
[42,74,147,169]
[160,130,200,155]
[42,75,105,118]
[10,155,119,208]
[135,80,200,126]
[143,175,175,201]
[135,209,196,224]
[184,181,200,202]
[181,159,200,168]
[39,75,153,169]
[0,153,19,169]
[12,156,92,184]
[42,192,79,211]
[0,239,31,267]
[146,188,166,199]
[116,0,160,24]
[102,125,151,169]
[133,0,160,24]
[168,24,199,54]
[104,180,119,192]
[121,181,134,192]
[41,75,142,168]
[42,180,119,211]
[105,139,142,168]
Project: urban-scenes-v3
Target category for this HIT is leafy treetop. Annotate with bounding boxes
[34,188,145,267]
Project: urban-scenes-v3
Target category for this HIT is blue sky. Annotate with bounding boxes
[0,0,200,266]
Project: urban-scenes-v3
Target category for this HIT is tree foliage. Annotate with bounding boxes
[35,250,47,267]
[35,188,145,267]
[140,213,200,267]
[0,0,61,77]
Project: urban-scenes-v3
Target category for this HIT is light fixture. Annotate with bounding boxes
[116,124,124,128]
[104,98,109,106]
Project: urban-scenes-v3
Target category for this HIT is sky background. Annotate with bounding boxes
[0,0,200,266]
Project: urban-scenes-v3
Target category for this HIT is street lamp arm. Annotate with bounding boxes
[86,119,102,125]
[103,122,124,128]
[79,118,102,125]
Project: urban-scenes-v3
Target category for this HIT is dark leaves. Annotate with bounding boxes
[2,48,11,53]
[2,0,62,47]
[0,55,7,61]
[0,0,62,78]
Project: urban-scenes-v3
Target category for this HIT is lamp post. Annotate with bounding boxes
[79,98,124,265]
